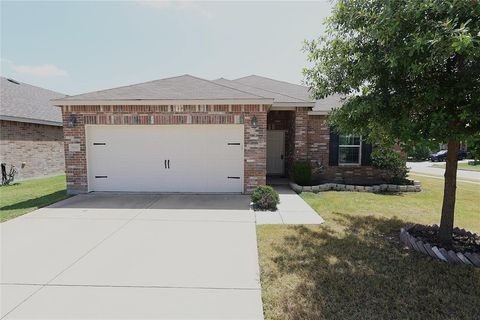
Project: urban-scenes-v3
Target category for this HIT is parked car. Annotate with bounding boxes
[430,149,467,162]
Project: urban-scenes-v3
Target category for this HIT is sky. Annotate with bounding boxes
[1,1,332,95]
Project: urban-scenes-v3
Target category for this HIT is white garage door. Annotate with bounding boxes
[86,125,244,193]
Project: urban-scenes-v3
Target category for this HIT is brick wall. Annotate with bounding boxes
[61,104,269,194]
[307,115,389,184]
[307,114,330,170]
[62,115,87,194]
[0,120,65,180]
[294,107,309,161]
[244,112,267,192]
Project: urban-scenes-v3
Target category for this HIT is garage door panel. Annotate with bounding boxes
[86,125,244,193]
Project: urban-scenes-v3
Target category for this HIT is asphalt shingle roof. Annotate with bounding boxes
[52,73,343,110]
[56,75,268,102]
[0,77,65,126]
[233,75,314,102]
[231,75,344,110]
[212,78,309,104]
[313,94,345,112]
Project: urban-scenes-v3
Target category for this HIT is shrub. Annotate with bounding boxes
[371,147,409,183]
[251,185,280,211]
[293,161,312,186]
[467,137,480,161]
[407,144,431,161]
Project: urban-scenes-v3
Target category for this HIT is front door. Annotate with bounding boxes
[267,130,285,175]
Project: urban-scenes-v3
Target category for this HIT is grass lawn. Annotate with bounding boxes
[432,162,480,172]
[257,175,480,320]
[0,175,69,222]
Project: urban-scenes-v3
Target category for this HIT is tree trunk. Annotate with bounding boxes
[438,140,460,245]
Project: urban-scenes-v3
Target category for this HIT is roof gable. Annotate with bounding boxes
[0,77,65,126]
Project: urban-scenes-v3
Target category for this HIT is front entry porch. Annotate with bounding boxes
[266,110,296,178]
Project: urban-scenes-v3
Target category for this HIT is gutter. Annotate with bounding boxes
[0,115,63,127]
[308,111,330,116]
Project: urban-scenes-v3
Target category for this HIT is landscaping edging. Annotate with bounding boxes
[400,224,480,267]
[289,180,421,193]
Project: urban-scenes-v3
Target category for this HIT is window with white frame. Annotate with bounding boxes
[338,135,362,165]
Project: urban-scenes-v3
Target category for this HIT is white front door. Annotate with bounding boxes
[86,125,244,193]
[267,130,285,175]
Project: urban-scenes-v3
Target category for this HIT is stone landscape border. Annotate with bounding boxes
[400,224,480,267]
[289,180,421,193]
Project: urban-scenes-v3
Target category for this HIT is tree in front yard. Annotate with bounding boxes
[304,0,480,244]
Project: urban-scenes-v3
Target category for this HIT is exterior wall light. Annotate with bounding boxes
[68,114,77,128]
[251,115,257,127]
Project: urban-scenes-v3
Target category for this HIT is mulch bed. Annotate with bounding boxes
[410,226,480,254]
[400,224,480,267]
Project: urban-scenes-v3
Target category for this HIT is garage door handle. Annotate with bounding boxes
[168,160,170,169]
[164,160,167,169]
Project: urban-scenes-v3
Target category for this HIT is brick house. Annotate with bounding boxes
[0,77,65,180]
[53,75,385,194]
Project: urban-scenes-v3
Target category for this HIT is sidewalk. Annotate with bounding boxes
[255,184,325,225]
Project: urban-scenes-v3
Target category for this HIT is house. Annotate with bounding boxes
[0,77,65,180]
[53,74,384,194]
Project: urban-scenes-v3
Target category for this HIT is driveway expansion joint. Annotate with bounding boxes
[2,283,261,291]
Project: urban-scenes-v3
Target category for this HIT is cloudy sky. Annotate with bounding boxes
[1,1,332,95]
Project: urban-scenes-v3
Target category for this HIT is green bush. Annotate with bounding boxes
[293,161,312,186]
[408,144,431,161]
[371,147,409,183]
[251,185,280,211]
[467,136,480,161]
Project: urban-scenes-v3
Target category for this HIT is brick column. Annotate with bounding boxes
[244,111,267,193]
[293,107,309,161]
[62,111,88,194]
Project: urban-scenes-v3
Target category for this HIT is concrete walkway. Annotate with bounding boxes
[255,185,325,225]
[1,193,263,319]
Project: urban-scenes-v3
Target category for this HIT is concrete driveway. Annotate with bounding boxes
[1,193,263,319]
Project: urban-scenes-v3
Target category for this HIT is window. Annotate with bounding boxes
[338,135,362,165]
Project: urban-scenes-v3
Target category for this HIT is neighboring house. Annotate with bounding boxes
[53,74,384,194]
[0,77,66,180]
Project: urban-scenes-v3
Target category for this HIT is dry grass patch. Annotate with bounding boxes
[257,175,480,320]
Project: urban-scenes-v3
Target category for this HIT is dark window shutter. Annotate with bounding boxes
[329,129,339,166]
[361,142,373,166]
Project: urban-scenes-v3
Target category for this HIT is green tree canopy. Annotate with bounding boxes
[304,0,479,146]
[304,0,480,244]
